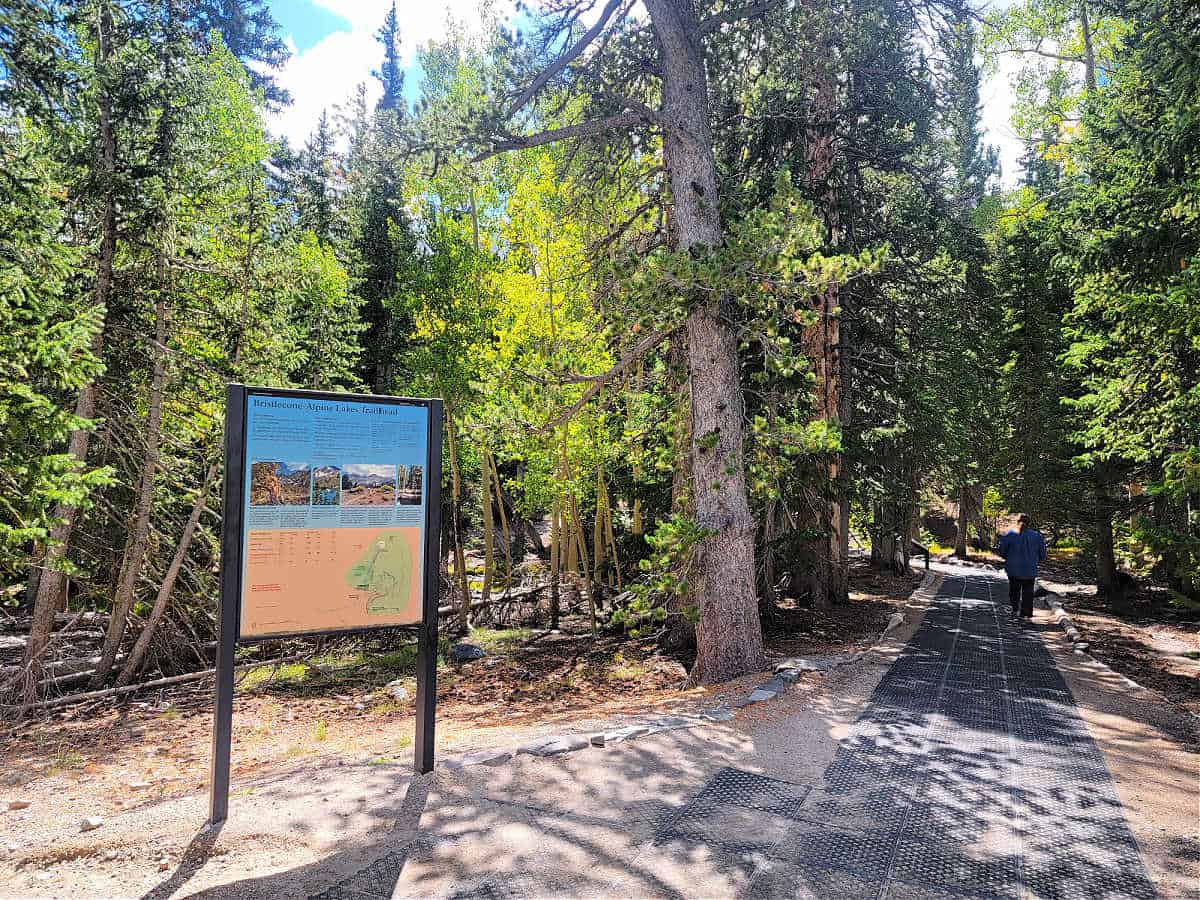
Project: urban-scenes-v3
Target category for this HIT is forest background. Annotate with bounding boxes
[1,0,1197,706]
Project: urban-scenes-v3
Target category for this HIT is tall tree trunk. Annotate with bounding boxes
[115,460,218,686]
[1095,474,1125,609]
[1078,2,1097,93]
[954,485,970,558]
[92,295,169,687]
[549,494,561,629]
[644,0,763,682]
[663,338,696,652]
[480,441,494,608]
[445,407,471,632]
[801,21,845,609]
[21,0,117,701]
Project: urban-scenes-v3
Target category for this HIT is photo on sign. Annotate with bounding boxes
[397,464,423,506]
[341,464,396,506]
[249,460,311,506]
[311,465,341,506]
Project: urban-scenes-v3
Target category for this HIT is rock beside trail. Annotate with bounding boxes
[79,816,104,832]
[450,643,486,662]
[884,612,907,633]
[602,725,650,744]
[518,735,589,757]
[6,800,31,811]
[774,657,835,673]
[444,748,513,769]
[383,680,410,702]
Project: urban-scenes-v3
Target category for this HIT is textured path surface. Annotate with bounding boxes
[312,573,1160,900]
[701,572,1159,899]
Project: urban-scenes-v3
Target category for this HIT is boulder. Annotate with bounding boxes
[450,643,486,662]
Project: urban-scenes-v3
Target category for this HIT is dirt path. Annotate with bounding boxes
[0,567,916,897]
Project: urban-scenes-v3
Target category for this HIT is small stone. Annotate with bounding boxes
[517,735,588,757]
[776,668,801,682]
[732,696,758,708]
[102,850,119,861]
[353,702,366,710]
[444,748,513,769]
[158,858,171,871]
[383,680,410,702]
[1073,642,1090,651]
[589,734,605,747]
[450,643,486,662]
[6,800,30,811]
[79,816,104,832]
[746,689,777,702]
[703,707,734,722]
[774,657,834,673]
[602,725,650,744]
[35,871,55,881]
[884,612,906,632]
[128,780,151,790]
[650,716,691,730]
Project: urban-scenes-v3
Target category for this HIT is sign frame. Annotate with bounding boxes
[209,384,442,825]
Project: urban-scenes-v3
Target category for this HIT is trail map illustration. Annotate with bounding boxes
[347,531,415,614]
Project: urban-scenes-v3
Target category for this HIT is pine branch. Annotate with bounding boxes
[505,0,627,119]
[540,326,675,432]
[472,112,655,161]
[696,0,789,36]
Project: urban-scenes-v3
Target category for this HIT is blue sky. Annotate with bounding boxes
[264,0,1024,183]
[267,0,349,52]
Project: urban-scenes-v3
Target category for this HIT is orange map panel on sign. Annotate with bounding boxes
[240,527,422,637]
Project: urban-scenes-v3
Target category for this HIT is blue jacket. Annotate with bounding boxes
[998,528,1047,579]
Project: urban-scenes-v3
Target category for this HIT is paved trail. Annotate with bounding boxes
[308,572,1161,900]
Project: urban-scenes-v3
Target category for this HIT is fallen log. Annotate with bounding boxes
[0,612,109,632]
[436,580,549,617]
[3,650,307,714]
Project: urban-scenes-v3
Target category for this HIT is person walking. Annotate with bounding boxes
[997,514,1047,619]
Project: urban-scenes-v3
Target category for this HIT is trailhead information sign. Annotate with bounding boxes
[238,389,433,638]
[211,385,442,824]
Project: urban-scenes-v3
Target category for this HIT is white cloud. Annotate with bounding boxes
[268,0,511,147]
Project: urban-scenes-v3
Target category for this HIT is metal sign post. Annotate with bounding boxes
[209,386,442,826]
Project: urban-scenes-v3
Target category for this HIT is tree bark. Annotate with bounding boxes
[663,338,696,652]
[21,0,117,701]
[445,407,471,632]
[1078,2,1097,94]
[800,19,846,609]
[92,295,169,687]
[1094,475,1125,609]
[954,485,970,557]
[644,0,763,682]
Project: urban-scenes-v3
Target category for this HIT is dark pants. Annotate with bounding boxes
[1009,577,1034,617]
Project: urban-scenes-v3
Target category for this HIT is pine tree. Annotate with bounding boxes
[374,2,406,115]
